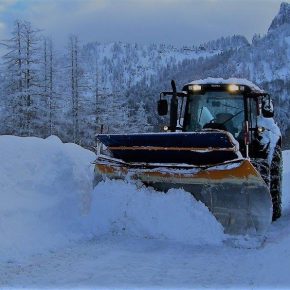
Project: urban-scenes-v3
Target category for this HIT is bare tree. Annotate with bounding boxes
[43,37,55,136]
[0,21,23,134]
[69,35,81,144]
[21,21,41,136]
[1,20,40,136]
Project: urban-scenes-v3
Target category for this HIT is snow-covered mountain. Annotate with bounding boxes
[81,35,248,93]
[74,2,290,140]
[269,2,290,32]
[138,2,290,134]
[0,3,289,146]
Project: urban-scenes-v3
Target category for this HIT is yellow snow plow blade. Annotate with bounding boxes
[94,157,272,236]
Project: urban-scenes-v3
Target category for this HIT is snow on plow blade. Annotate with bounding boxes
[94,132,273,236]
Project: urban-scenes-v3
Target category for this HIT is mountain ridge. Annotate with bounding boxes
[269,2,290,32]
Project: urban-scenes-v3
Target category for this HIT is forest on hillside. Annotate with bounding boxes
[0,14,290,147]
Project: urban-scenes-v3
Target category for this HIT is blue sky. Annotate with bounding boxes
[0,0,285,49]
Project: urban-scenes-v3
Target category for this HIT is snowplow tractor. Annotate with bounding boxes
[94,78,282,237]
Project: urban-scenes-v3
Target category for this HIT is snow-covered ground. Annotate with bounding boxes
[0,136,290,289]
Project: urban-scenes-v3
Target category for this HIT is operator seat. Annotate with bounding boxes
[216,113,237,136]
[203,113,238,136]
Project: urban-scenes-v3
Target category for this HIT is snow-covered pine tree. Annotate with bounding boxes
[48,38,55,136]
[1,20,41,136]
[20,21,43,136]
[0,20,25,135]
[134,100,152,133]
[94,64,103,134]
[103,86,130,134]
[69,35,81,144]
[42,37,56,136]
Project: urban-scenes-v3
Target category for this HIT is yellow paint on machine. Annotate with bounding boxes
[95,159,264,185]
[94,158,272,236]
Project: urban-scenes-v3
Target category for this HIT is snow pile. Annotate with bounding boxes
[89,180,224,245]
[257,115,281,162]
[0,135,96,261]
[0,135,224,262]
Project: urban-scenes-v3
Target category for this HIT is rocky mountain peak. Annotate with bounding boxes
[268,2,290,32]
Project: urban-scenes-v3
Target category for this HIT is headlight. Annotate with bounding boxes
[257,127,265,133]
[228,84,240,92]
[188,84,202,92]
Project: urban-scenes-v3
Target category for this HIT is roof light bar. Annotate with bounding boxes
[228,84,240,92]
[188,84,202,91]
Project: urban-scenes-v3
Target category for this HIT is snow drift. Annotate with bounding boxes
[89,180,224,245]
[0,135,96,261]
[0,135,224,262]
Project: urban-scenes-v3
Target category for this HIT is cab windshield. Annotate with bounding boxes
[185,91,245,137]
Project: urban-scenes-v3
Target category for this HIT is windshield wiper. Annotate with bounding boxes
[222,110,244,125]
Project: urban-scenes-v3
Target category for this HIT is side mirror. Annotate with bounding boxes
[262,96,274,118]
[157,99,168,116]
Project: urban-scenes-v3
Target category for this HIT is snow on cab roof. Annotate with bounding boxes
[187,77,264,93]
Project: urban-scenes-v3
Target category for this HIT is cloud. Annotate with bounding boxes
[0,0,283,49]
[0,21,7,39]
[0,21,7,56]
[0,0,17,12]
[23,0,108,18]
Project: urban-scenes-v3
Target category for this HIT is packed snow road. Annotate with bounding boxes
[0,136,290,289]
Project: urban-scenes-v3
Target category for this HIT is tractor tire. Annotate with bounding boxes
[270,144,282,221]
[252,158,270,187]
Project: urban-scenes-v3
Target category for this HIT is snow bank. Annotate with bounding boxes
[0,135,224,262]
[0,135,95,262]
[89,180,224,245]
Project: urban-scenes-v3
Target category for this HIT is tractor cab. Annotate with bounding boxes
[158,79,275,159]
[183,86,245,137]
